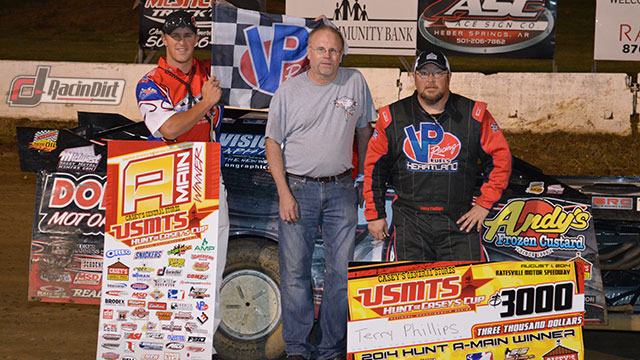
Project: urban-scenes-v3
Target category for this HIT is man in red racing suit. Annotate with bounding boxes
[364,49,511,261]
[135,10,227,359]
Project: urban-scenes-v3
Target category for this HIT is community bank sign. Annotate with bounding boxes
[286,0,417,56]
[7,66,125,107]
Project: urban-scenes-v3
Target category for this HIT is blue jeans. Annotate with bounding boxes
[279,175,357,360]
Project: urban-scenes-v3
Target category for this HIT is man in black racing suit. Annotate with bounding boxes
[363,49,512,261]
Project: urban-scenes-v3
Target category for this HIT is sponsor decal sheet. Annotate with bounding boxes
[97,141,220,360]
[347,261,585,360]
[481,197,606,324]
[417,0,557,58]
[211,3,321,109]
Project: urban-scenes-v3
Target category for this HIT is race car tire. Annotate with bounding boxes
[214,237,285,360]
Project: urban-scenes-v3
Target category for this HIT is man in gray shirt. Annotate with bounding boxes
[265,25,376,360]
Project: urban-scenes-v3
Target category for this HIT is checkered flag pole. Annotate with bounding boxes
[211,3,321,109]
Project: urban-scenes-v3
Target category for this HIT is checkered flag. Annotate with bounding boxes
[212,3,321,109]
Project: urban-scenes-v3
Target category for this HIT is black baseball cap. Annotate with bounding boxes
[413,49,450,72]
[163,10,198,35]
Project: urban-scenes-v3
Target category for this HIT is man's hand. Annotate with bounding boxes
[368,218,389,241]
[456,204,490,233]
[279,190,299,223]
[201,76,222,107]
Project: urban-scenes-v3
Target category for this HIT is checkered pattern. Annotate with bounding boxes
[211,3,320,109]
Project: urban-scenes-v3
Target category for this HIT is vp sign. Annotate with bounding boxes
[239,24,310,95]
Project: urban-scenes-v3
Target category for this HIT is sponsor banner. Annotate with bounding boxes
[594,0,640,61]
[219,132,268,170]
[481,197,606,324]
[96,140,220,360]
[27,171,106,304]
[211,3,322,109]
[347,261,585,360]
[139,0,214,50]
[7,65,124,107]
[286,0,417,56]
[417,0,557,59]
[1,60,154,121]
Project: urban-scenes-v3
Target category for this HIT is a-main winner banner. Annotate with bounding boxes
[96,141,220,360]
[348,261,585,360]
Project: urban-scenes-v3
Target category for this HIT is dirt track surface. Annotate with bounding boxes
[0,137,638,360]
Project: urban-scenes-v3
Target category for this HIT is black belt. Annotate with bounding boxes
[286,169,352,183]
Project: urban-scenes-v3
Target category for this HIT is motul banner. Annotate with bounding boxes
[28,170,106,304]
[96,140,221,360]
[417,0,557,58]
[18,126,109,305]
[347,261,585,360]
[139,0,215,50]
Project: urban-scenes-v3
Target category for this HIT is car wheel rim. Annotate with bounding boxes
[219,269,281,340]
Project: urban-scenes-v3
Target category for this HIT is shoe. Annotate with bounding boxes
[211,354,221,360]
[286,355,308,360]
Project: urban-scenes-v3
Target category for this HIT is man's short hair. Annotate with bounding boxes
[308,25,345,50]
[163,10,198,35]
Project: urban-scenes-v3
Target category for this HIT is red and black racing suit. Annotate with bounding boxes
[364,91,511,261]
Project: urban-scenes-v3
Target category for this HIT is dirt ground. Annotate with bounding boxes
[0,128,638,359]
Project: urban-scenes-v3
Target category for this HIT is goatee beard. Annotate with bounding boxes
[419,90,444,105]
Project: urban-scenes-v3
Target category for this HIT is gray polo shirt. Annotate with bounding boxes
[266,68,376,178]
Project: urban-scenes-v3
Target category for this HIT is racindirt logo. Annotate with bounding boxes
[239,24,310,95]
[483,198,590,258]
[418,0,555,54]
[108,146,214,248]
[7,66,125,107]
[403,122,461,172]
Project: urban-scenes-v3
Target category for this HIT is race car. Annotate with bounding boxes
[17,110,640,359]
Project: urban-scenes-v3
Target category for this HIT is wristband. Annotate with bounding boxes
[355,173,365,187]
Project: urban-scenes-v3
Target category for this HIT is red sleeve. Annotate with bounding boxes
[364,106,393,221]
[473,103,512,209]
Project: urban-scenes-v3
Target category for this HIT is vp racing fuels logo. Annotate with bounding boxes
[7,66,125,107]
[239,24,310,95]
[403,122,461,172]
[482,198,590,258]
[418,0,556,55]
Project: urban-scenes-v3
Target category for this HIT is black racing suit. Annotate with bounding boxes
[364,91,512,261]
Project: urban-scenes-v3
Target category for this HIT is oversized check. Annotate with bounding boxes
[348,261,585,360]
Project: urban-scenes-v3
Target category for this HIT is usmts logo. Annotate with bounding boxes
[483,199,590,258]
[402,122,461,172]
[7,66,125,107]
[239,24,310,95]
